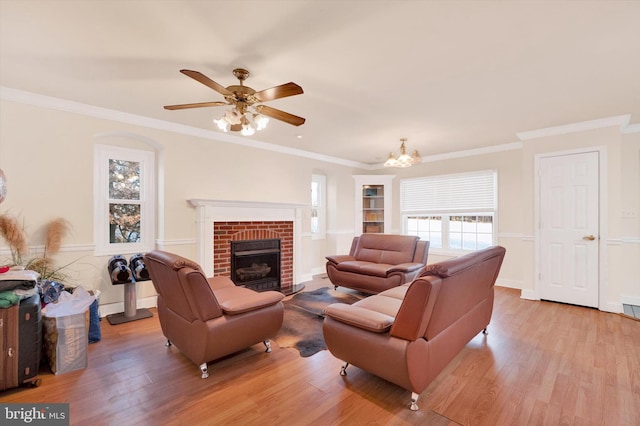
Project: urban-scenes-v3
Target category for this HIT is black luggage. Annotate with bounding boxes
[18,293,41,387]
[0,293,41,390]
[0,303,19,390]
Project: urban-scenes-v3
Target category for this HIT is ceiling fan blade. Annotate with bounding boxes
[256,105,306,126]
[164,101,227,110]
[254,82,303,102]
[180,69,233,96]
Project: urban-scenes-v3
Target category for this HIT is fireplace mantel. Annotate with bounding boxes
[188,199,305,281]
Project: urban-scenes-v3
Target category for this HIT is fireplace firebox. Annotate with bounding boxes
[231,239,281,292]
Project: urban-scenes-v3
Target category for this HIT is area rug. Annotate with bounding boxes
[273,287,362,357]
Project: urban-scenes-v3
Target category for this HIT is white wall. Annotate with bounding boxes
[618,131,640,306]
[372,147,526,290]
[0,99,360,312]
[379,124,640,312]
[1,98,638,313]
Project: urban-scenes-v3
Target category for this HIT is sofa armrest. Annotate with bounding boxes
[324,303,395,333]
[421,246,506,278]
[326,254,356,265]
[388,262,425,274]
[207,276,235,290]
[218,290,284,315]
[390,277,441,340]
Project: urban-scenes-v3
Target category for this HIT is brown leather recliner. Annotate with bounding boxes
[322,246,506,410]
[144,250,284,378]
[325,234,429,294]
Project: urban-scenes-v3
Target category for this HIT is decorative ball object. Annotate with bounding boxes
[0,168,6,204]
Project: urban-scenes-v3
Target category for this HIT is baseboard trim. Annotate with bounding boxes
[520,288,538,300]
[621,294,640,306]
[99,295,157,318]
[495,278,521,289]
[298,273,314,283]
[603,301,622,314]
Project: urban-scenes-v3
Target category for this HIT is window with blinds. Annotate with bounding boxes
[400,170,497,251]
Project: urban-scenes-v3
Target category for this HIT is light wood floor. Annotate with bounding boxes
[1,283,639,426]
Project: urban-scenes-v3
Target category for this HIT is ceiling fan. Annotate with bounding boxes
[164,68,305,135]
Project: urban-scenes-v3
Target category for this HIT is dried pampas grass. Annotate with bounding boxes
[0,214,28,265]
[30,218,73,281]
[1,214,74,281]
[25,257,53,273]
[45,218,71,256]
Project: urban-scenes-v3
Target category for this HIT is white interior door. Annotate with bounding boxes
[539,151,599,308]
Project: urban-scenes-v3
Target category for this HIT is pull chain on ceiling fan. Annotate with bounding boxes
[164,68,305,135]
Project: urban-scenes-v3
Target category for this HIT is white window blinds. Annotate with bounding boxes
[400,170,496,213]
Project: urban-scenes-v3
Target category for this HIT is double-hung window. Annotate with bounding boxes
[94,145,155,255]
[401,170,497,252]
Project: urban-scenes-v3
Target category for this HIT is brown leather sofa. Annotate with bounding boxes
[325,234,429,294]
[144,250,284,378]
[322,245,506,410]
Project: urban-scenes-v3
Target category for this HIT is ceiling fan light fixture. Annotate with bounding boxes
[224,109,243,125]
[384,138,421,168]
[213,117,230,132]
[254,114,269,131]
[241,122,256,136]
[164,68,304,136]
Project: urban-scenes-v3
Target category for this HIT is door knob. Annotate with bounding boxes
[582,235,596,241]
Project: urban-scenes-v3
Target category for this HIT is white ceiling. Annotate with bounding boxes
[1,0,639,165]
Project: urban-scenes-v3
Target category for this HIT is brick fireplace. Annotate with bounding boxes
[214,221,293,292]
[188,199,305,294]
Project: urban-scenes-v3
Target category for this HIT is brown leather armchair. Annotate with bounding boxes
[144,250,284,378]
[326,234,429,294]
[323,246,506,410]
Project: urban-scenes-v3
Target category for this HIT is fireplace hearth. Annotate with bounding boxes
[231,239,281,292]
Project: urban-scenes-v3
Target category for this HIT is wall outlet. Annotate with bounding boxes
[621,209,638,218]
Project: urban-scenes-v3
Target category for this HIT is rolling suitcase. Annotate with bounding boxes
[0,293,41,391]
[18,293,42,387]
[0,303,19,390]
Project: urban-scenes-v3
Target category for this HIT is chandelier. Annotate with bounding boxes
[213,104,269,136]
[384,138,421,168]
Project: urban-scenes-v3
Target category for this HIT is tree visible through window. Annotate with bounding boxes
[108,159,141,243]
[94,144,154,256]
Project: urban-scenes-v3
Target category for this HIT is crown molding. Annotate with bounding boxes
[370,141,523,169]
[516,114,632,141]
[0,86,368,169]
[622,123,640,134]
[3,86,636,170]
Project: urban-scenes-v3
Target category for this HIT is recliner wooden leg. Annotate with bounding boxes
[199,363,209,379]
[165,339,172,346]
[263,339,272,353]
[410,392,419,411]
[340,362,349,376]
